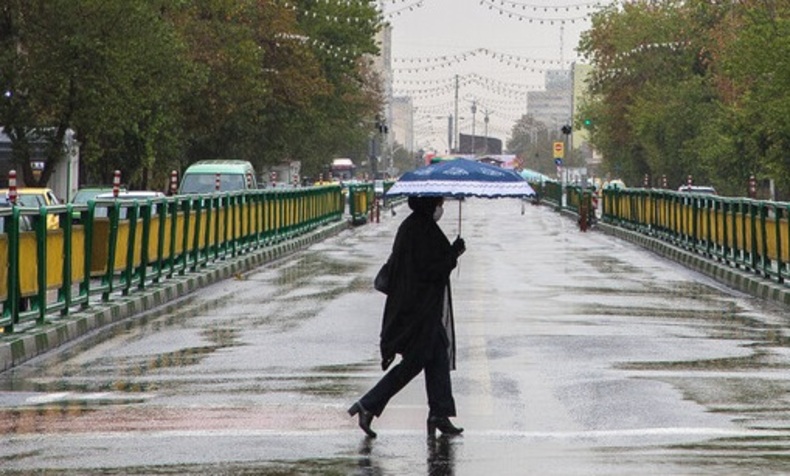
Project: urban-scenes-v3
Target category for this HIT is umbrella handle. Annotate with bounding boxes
[457,200,462,237]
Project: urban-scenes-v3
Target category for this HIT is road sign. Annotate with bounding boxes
[555,158,563,166]
[553,141,564,158]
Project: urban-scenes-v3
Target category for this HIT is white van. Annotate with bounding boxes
[178,160,257,194]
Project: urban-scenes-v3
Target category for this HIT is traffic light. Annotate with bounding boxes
[561,124,572,135]
[583,118,592,127]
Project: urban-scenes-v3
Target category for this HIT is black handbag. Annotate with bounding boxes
[374,261,390,294]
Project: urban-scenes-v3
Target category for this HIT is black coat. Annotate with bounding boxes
[379,209,458,370]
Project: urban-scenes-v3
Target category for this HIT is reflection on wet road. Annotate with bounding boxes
[2,199,790,474]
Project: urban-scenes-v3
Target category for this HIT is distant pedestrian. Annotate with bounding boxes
[348,196,466,438]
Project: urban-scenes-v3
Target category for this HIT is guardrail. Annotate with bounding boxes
[347,181,404,225]
[348,183,374,224]
[600,188,790,285]
[0,185,346,333]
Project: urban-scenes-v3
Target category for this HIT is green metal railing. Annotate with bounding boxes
[529,180,562,208]
[0,185,345,334]
[348,183,374,224]
[347,181,403,225]
[600,187,790,285]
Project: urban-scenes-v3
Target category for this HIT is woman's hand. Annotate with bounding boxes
[452,237,466,257]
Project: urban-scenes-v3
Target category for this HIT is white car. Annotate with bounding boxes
[93,191,166,218]
[678,185,716,195]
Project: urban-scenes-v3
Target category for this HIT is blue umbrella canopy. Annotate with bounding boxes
[386,158,536,198]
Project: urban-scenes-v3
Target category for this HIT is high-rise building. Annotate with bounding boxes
[526,70,572,131]
[391,96,414,154]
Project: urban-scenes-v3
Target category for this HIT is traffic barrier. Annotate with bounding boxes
[0,185,345,333]
[599,187,790,286]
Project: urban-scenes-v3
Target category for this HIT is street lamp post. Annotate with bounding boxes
[471,100,477,155]
[484,110,490,154]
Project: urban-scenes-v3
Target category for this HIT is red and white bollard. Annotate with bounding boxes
[687,175,693,188]
[8,169,17,205]
[170,170,178,195]
[215,173,221,191]
[749,175,757,198]
[270,171,277,188]
[112,170,121,197]
[661,174,668,189]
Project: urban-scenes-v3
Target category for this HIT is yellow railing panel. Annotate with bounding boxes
[19,232,37,296]
[0,236,7,300]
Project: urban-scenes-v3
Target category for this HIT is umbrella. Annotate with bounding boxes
[386,158,535,198]
[385,158,536,234]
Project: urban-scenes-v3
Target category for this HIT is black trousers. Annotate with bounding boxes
[359,333,456,418]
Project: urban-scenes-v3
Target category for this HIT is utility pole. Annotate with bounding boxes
[453,75,459,153]
[447,114,453,155]
[471,100,477,155]
[484,110,490,154]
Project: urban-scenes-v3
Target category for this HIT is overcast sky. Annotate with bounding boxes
[382,0,599,153]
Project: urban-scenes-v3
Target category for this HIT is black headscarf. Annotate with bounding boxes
[408,196,443,216]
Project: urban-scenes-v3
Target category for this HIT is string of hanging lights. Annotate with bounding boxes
[275,32,361,64]
[478,0,601,24]
[393,47,570,67]
[382,0,426,19]
[395,75,543,100]
[280,1,380,26]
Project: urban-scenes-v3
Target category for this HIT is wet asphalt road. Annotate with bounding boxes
[2,199,790,475]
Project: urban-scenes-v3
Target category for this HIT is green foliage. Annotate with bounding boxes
[577,0,790,198]
[506,115,567,176]
[0,0,384,189]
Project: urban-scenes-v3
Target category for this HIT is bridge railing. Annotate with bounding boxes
[0,185,345,333]
[600,187,790,285]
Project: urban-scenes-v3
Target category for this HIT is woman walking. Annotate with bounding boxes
[349,196,466,438]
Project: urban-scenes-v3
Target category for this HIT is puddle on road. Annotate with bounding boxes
[619,351,771,371]
[0,296,243,394]
[583,255,644,275]
[0,249,374,403]
[264,253,366,288]
[0,458,366,475]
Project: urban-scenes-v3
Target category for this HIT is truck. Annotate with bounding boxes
[261,160,301,188]
[330,158,355,181]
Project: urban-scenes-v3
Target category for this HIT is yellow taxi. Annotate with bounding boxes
[0,187,61,229]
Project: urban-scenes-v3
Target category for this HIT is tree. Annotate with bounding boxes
[0,0,190,189]
[578,0,790,197]
[0,0,386,190]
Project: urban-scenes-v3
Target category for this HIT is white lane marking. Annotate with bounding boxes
[25,392,71,404]
[23,392,136,404]
[3,427,773,441]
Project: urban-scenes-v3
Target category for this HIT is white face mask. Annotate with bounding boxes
[433,205,444,222]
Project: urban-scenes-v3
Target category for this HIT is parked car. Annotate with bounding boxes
[94,191,166,219]
[70,186,123,222]
[178,160,257,194]
[0,187,61,229]
[678,185,717,195]
[0,196,34,233]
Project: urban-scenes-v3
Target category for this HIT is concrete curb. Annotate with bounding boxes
[0,220,350,372]
[595,221,790,308]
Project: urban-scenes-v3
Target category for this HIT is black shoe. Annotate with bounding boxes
[348,402,377,438]
[427,416,463,437]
